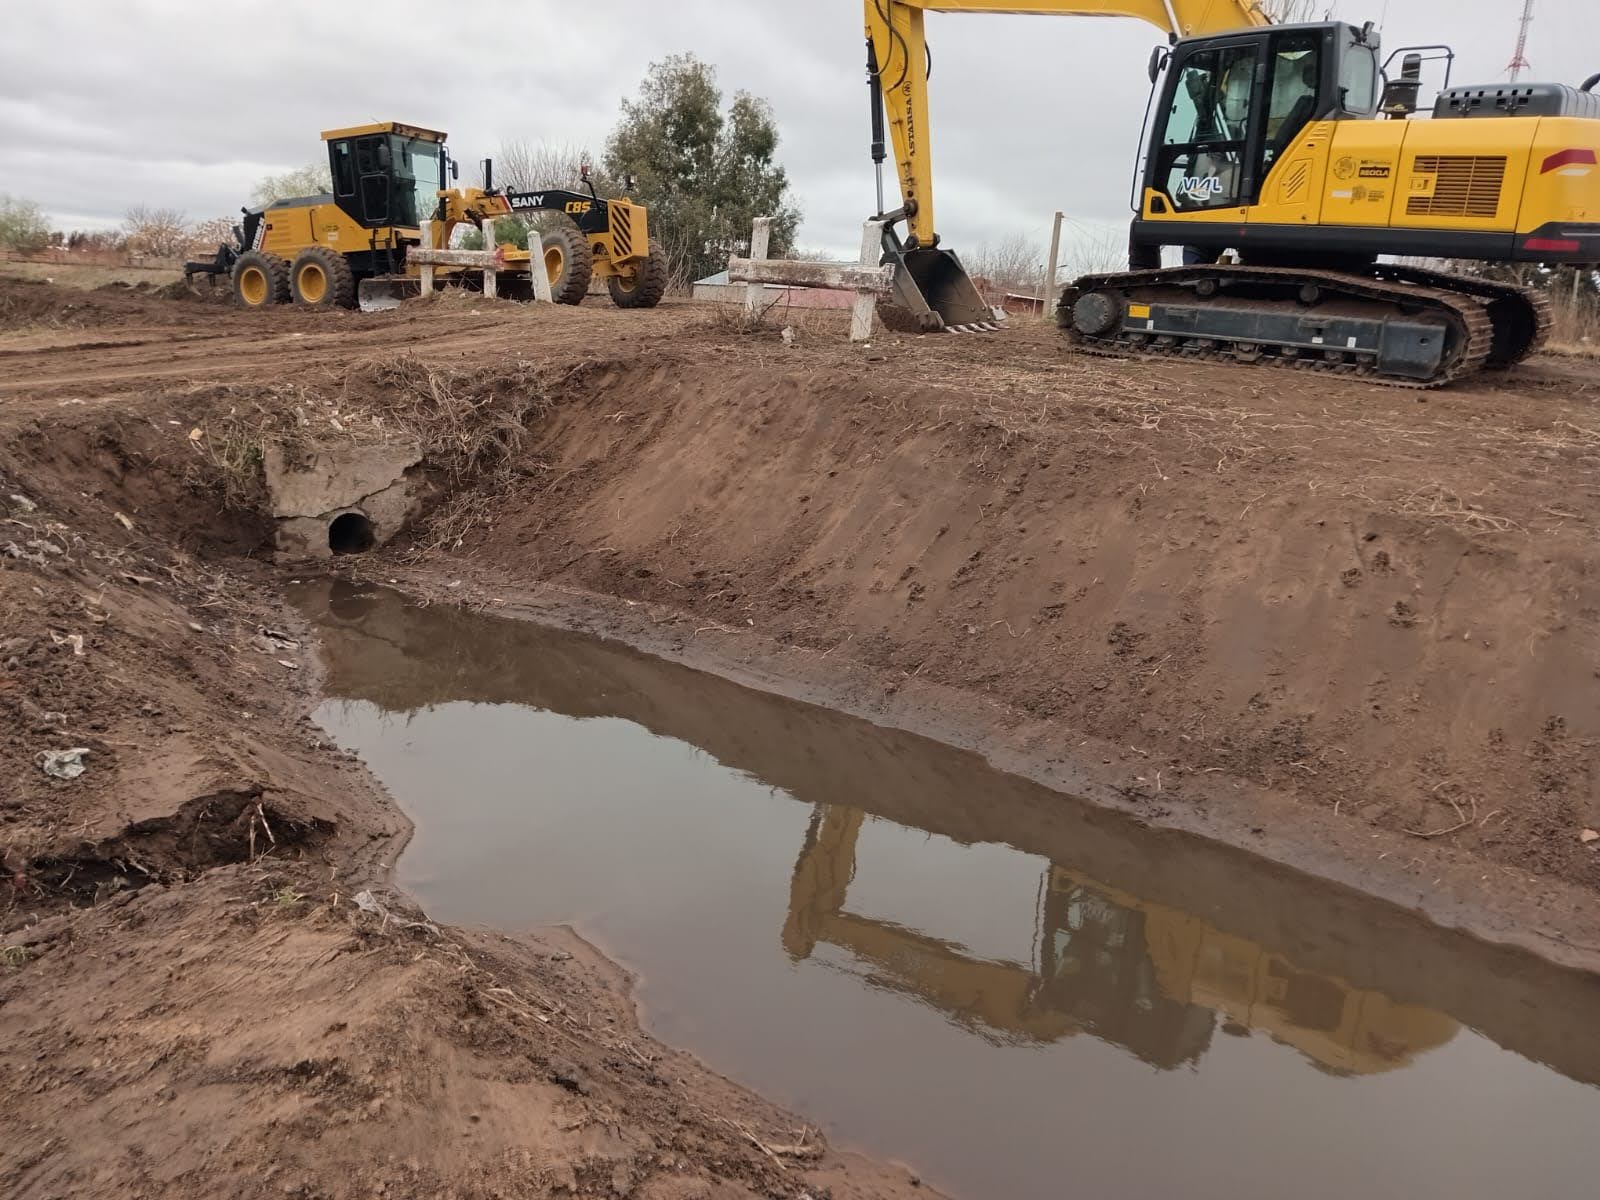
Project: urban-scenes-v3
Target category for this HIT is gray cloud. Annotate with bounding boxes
[4,0,1591,257]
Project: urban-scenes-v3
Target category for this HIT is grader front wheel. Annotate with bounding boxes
[607,239,668,310]
[541,226,593,305]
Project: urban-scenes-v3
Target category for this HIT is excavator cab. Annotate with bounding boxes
[1135,22,1383,251]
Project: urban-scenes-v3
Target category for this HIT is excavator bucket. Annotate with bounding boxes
[879,228,999,333]
[357,276,419,313]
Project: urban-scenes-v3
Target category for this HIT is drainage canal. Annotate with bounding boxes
[295,579,1600,1200]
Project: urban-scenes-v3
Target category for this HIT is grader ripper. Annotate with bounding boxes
[185,122,667,313]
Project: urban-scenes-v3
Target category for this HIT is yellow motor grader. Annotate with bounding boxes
[185,122,668,313]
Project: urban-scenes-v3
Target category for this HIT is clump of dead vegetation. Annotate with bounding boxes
[1548,292,1599,357]
[692,296,851,343]
[184,354,557,518]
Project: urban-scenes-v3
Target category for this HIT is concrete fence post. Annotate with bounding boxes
[530,232,553,304]
[726,227,896,344]
[745,216,773,318]
[482,220,498,300]
[418,220,436,298]
[852,220,885,343]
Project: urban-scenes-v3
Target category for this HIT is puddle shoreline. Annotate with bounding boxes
[298,578,1600,1200]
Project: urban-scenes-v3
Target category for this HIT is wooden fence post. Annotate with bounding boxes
[1043,210,1064,318]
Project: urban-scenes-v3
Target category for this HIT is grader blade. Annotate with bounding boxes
[357,277,419,313]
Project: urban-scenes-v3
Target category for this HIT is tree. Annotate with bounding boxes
[492,139,615,246]
[0,194,50,253]
[251,163,332,208]
[123,204,191,258]
[605,54,801,286]
[496,139,609,195]
[187,216,238,254]
[967,234,1044,300]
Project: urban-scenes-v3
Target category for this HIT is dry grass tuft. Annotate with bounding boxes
[357,354,552,481]
[1548,293,1599,357]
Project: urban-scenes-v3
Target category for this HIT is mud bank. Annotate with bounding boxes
[0,294,934,1200]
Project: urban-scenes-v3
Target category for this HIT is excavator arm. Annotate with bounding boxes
[864,0,1270,329]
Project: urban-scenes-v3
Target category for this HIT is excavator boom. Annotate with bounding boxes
[865,0,1270,329]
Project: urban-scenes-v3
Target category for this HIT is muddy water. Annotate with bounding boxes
[296,580,1600,1200]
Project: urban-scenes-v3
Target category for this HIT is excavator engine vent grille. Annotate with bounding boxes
[1407,155,1507,218]
[1277,159,1311,203]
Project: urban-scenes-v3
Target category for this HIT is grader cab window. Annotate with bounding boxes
[332,142,355,197]
[1157,44,1259,211]
[390,138,443,230]
[353,136,390,225]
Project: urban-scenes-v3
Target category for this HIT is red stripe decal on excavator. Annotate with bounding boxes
[1541,148,1598,173]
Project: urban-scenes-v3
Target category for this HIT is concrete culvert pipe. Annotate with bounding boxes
[328,511,376,555]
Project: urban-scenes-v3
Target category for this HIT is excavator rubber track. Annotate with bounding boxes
[1059,264,1548,390]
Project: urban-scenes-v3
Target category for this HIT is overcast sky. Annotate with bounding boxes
[3,1,1590,263]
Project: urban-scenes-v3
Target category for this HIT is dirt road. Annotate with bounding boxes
[2,271,1598,1197]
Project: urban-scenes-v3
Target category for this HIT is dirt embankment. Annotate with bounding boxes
[424,345,1600,913]
[0,279,931,1200]
[2,272,1599,1196]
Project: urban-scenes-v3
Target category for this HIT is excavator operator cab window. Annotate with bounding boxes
[1338,35,1381,115]
[1263,34,1323,173]
[1157,43,1259,211]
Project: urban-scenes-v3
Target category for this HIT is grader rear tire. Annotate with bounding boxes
[290,246,356,309]
[231,251,291,309]
[541,226,593,305]
[607,238,668,310]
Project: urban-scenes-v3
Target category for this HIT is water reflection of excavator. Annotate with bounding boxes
[784,805,1458,1075]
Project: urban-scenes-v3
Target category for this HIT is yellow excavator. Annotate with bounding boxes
[865,1,1600,385]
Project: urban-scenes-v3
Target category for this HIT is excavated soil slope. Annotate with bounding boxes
[426,343,1600,916]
